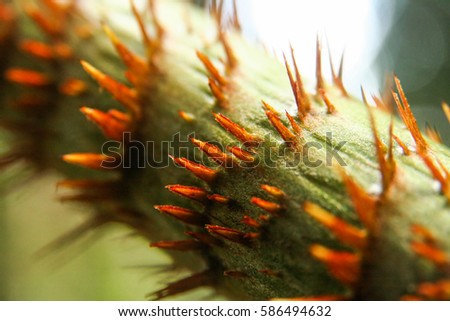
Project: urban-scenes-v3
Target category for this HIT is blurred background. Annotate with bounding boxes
[1,0,448,300]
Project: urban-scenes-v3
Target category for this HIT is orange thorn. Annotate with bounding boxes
[259,269,281,277]
[20,40,54,59]
[285,111,302,135]
[393,77,428,154]
[310,244,360,286]
[150,240,203,251]
[196,51,227,86]
[319,89,336,114]
[261,185,285,199]
[223,270,248,278]
[213,113,261,147]
[341,171,377,232]
[206,225,259,244]
[400,295,423,301]
[107,109,131,123]
[271,295,345,301]
[170,156,218,183]
[103,24,148,75]
[74,25,93,39]
[290,46,311,113]
[261,99,279,115]
[442,102,450,123]
[367,104,396,193]
[284,48,310,119]
[130,0,151,48]
[411,241,448,267]
[316,35,324,95]
[80,107,128,141]
[231,0,241,31]
[154,205,207,226]
[62,153,118,170]
[360,86,371,108]
[5,68,51,87]
[208,78,229,108]
[393,135,411,156]
[80,61,141,119]
[56,179,115,190]
[150,270,215,300]
[372,95,389,112]
[148,0,164,40]
[219,31,238,71]
[328,47,348,97]
[25,6,61,37]
[304,202,367,250]
[226,146,255,163]
[190,137,234,167]
[166,185,208,203]
[411,224,437,244]
[178,111,195,122]
[251,197,282,214]
[264,108,297,145]
[208,194,230,204]
[242,215,260,228]
[59,78,87,96]
[425,125,442,144]
[185,231,221,246]
[416,280,450,300]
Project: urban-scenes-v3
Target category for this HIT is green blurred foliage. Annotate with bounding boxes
[376,0,450,144]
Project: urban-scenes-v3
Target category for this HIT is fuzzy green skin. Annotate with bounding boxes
[2,0,450,300]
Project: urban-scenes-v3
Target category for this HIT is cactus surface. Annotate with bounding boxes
[1,0,450,300]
